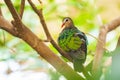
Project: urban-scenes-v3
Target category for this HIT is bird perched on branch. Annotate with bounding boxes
[58,17,88,72]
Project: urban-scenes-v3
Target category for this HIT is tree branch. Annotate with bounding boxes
[0,18,85,80]
[1,1,85,80]
[0,16,18,36]
[4,0,24,33]
[0,7,2,16]
[27,1,93,79]
[27,0,72,61]
[19,0,25,18]
[28,1,93,79]
[92,17,120,79]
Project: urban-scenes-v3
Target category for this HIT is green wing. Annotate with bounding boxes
[58,29,83,52]
[58,27,88,72]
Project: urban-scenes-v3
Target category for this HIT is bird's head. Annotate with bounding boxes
[61,17,74,28]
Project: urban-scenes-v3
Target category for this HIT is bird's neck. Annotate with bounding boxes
[65,24,75,29]
[62,25,76,32]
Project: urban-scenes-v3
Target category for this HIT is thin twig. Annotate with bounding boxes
[27,0,51,40]
[85,32,109,51]
[38,0,42,4]
[0,7,3,16]
[19,0,25,18]
[27,0,72,61]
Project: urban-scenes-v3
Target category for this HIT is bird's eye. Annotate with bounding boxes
[66,19,68,22]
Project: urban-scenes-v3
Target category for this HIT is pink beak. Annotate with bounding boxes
[61,23,65,28]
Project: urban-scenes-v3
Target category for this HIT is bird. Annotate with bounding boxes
[58,17,88,72]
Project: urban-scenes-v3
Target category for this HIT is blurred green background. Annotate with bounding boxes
[0,0,120,80]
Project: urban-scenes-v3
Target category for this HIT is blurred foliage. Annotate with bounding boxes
[0,0,120,80]
[49,69,61,80]
[111,47,120,80]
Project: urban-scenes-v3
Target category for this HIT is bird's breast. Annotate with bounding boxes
[58,29,82,52]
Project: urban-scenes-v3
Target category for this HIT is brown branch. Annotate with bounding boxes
[28,0,51,39]
[27,0,72,61]
[2,1,91,79]
[0,16,18,36]
[107,17,120,32]
[27,0,51,40]
[0,7,2,16]
[27,1,93,79]
[19,0,25,18]
[4,0,23,32]
[1,1,85,80]
[0,17,85,80]
[92,17,120,79]
[0,8,5,45]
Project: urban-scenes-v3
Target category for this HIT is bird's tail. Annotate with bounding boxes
[73,59,84,72]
